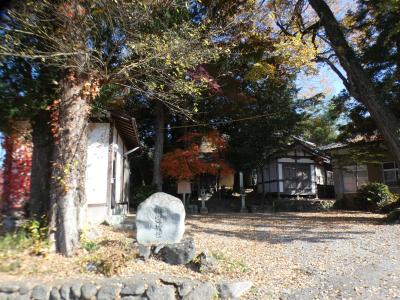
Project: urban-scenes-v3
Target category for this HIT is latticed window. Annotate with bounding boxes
[342,165,368,193]
[383,162,399,187]
[326,171,334,186]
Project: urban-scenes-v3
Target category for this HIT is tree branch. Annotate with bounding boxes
[315,55,350,90]
[0,51,84,59]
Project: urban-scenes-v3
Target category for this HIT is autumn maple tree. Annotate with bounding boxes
[1,125,32,216]
[162,130,233,181]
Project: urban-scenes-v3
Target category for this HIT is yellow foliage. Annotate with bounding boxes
[245,62,276,81]
[244,33,318,82]
[273,34,318,75]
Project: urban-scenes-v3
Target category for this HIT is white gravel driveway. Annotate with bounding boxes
[186,211,400,299]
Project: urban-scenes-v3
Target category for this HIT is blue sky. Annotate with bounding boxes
[297,64,345,100]
[296,63,346,117]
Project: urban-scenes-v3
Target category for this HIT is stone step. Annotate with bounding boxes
[116,214,136,230]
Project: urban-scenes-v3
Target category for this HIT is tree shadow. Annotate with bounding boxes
[186,211,383,244]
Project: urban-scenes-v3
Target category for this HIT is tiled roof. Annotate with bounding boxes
[318,135,384,151]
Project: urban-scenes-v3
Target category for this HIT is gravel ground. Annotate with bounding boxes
[185,211,400,299]
[1,211,399,299]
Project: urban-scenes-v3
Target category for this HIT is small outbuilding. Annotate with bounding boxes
[256,137,334,199]
[85,110,139,224]
[321,137,400,201]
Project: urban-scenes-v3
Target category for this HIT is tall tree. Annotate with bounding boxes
[158,0,307,171]
[269,0,400,162]
[1,0,223,255]
[300,114,337,146]
[308,0,400,163]
[152,101,165,191]
[330,1,400,141]
[0,56,57,219]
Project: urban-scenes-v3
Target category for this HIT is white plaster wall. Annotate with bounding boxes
[310,164,316,194]
[85,123,110,224]
[113,129,124,205]
[123,145,130,205]
[315,165,325,185]
[278,163,283,193]
[110,128,127,216]
[87,206,109,224]
[278,157,314,163]
[86,123,110,205]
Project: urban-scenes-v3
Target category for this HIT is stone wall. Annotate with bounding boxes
[0,274,252,300]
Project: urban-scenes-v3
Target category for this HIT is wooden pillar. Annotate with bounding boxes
[276,160,281,200]
[268,160,271,198]
[261,166,265,198]
[106,122,114,217]
[295,147,299,199]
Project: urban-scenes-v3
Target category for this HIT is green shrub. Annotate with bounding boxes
[0,217,48,255]
[358,182,398,210]
[81,240,99,253]
[134,184,158,203]
[21,218,48,241]
[21,217,49,255]
[380,197,400,213]
[0,230,30,252]
[387,208,400,223]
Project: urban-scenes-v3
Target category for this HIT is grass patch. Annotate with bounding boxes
[0,230,31,252]
[0,259,21,273]
[81,240,99,253]
[80,239,135,277]
[212,251,249,273]
[0,218,49,275]
[0,230,35,274]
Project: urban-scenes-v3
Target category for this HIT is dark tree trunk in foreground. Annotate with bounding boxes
[309,0,400,164]
[48,73,91,256]
[29,111,53,219]
[152,101,165,191]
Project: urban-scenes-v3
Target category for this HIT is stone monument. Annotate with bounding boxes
[136,192,185,246]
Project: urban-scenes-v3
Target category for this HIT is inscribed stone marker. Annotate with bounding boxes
[136,192,185,245]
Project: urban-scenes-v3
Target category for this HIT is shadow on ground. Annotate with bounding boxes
[186,211,383,244]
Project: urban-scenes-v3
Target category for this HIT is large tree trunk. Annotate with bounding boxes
[29,111,53,219]
[152,101,165,191]
[48,73,91,256]
[309,0,400,163]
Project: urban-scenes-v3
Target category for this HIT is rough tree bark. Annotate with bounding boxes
[29,111,53,219]
[308,0,400,163]
[48,72,91,256]
[152,100,165,192]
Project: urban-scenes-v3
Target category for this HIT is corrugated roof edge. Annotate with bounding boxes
[318,135,384,151]
[109,110,140,150]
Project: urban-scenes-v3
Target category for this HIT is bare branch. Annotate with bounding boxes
[0,51,84,59]
[315,55,350,89]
